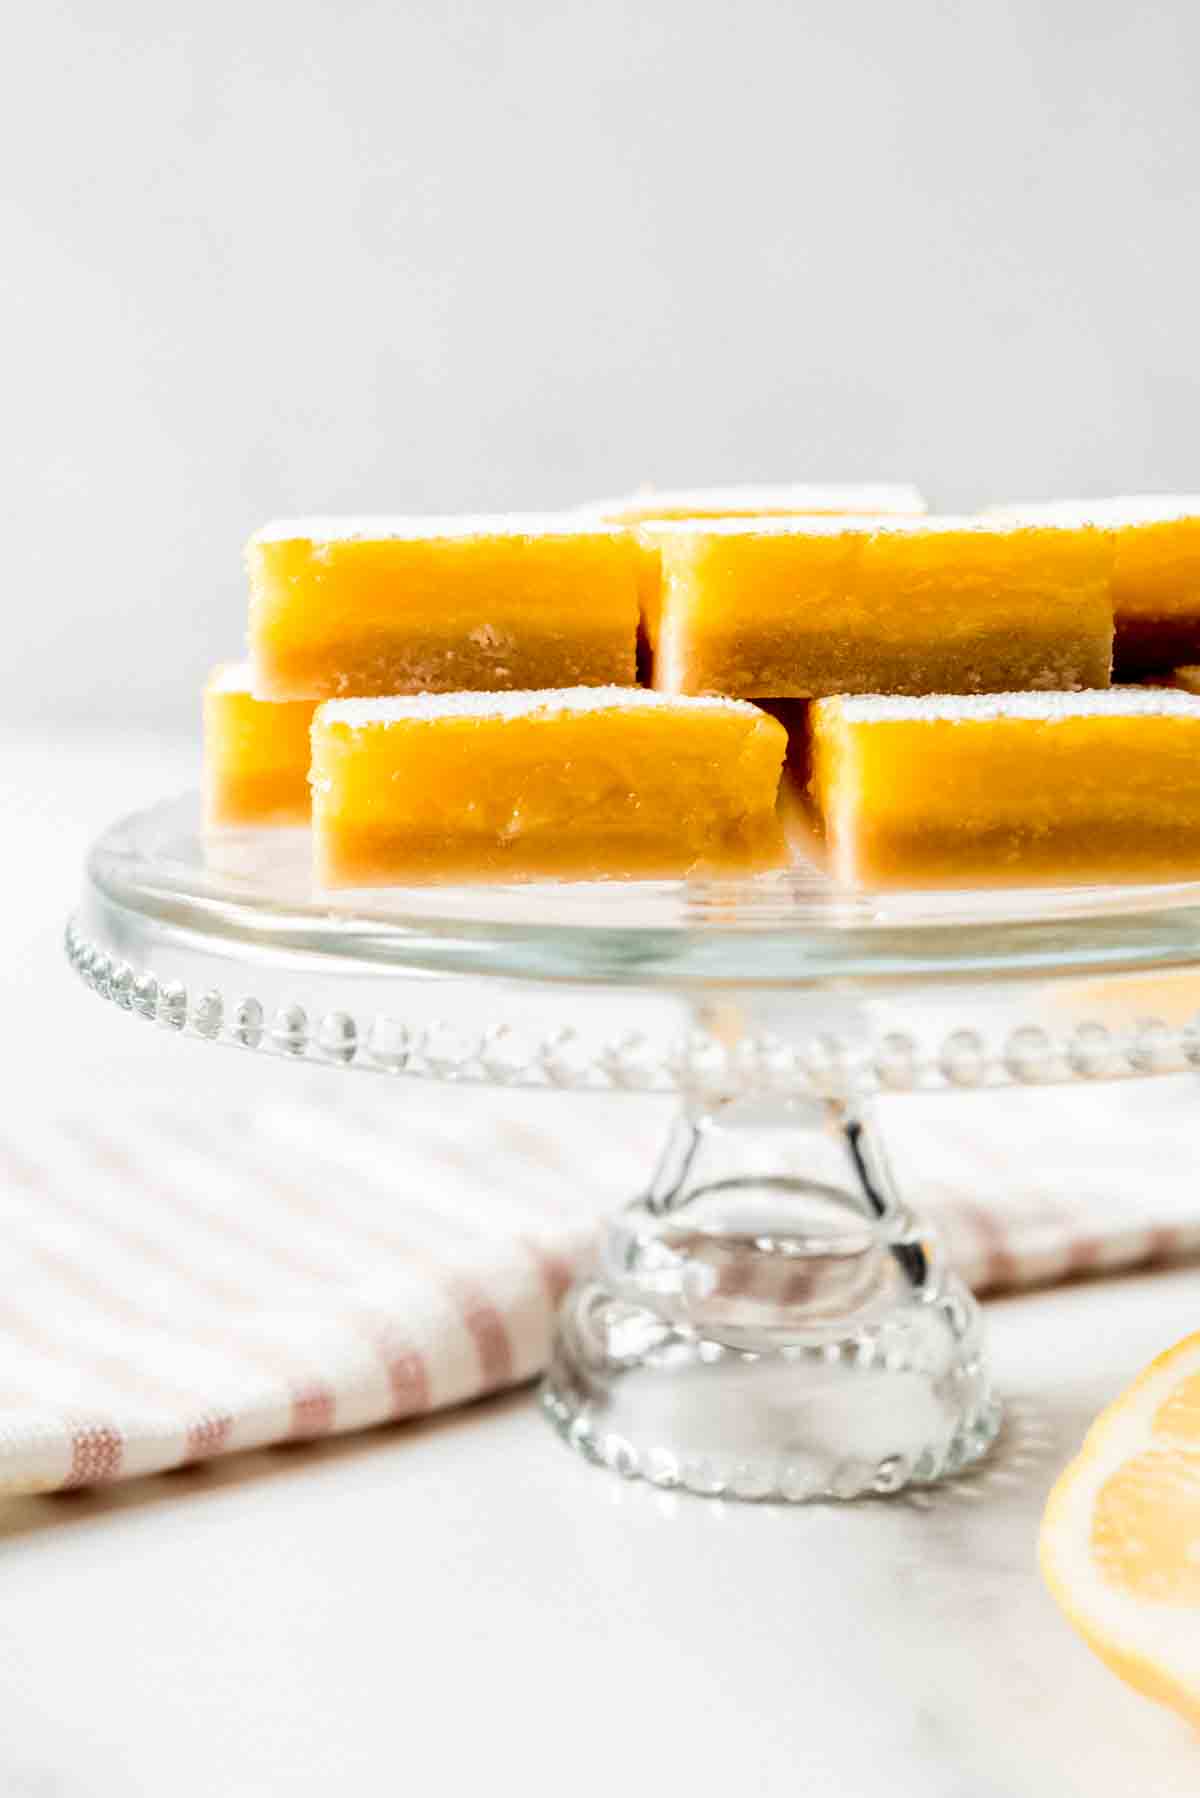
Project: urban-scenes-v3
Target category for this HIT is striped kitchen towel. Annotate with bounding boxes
[0,1075,1197,1493]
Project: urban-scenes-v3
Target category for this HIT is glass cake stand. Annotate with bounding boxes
[66,795,1200,1503]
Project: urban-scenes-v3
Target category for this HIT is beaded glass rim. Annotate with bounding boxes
[65,915,1200,1098]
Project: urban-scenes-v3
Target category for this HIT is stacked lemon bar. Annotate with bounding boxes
[203,487,1200,889]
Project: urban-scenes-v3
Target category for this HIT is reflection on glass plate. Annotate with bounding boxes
[85,794,1200,987]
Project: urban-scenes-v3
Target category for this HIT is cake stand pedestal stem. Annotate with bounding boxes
[543,1092,1000,1501]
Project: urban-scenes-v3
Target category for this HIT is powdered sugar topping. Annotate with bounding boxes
[990,496,1200,529]
[318,687,768,728]
[638,512,1102,542]
[825,690,1200,725]
[587,482,927,521]
[251,514,628,547]
[206,661,253,694]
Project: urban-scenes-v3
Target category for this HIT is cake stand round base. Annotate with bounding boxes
[541,1098,1001,1501]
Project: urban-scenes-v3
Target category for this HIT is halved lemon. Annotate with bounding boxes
[1040,1332,1200,1725]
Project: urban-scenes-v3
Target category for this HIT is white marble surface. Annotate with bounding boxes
[0,1271,1198,1796]
[6,727,1200,1793]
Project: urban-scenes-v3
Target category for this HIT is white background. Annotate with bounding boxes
[5,0,1200,727]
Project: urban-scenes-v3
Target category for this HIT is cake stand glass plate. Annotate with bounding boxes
[67,794,1200,1504]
